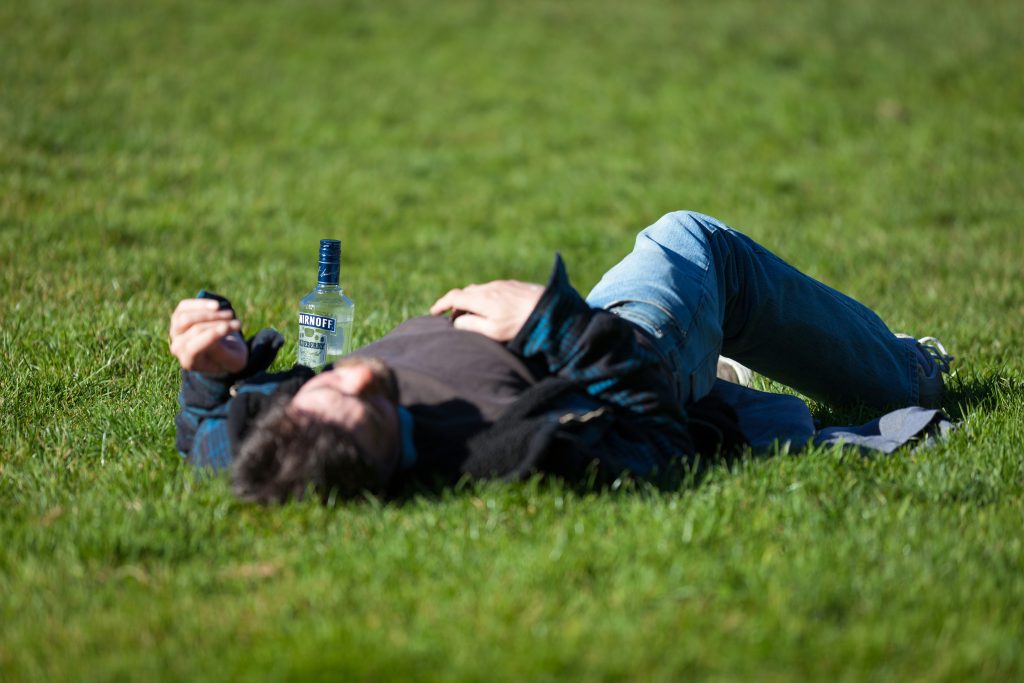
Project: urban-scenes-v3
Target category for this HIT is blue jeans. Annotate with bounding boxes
[586,211,919,409]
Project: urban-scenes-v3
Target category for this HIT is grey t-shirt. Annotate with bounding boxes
[351,316,542,478]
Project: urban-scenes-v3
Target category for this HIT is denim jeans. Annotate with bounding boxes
[586,211,919,410]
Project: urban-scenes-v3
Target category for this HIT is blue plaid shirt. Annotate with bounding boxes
[504,255,692,478]
[175,255,692,479]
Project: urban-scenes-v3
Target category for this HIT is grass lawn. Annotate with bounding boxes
[2,0,1023,680]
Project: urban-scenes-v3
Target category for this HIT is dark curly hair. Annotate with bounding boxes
[231,397,381,504]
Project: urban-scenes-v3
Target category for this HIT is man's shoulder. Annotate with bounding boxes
[233,364,314,396]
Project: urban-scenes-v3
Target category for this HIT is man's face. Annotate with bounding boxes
[288,357,401,482]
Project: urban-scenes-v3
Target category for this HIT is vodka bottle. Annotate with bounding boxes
[297,239,355,369]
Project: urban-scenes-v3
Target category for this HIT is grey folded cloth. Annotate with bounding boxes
[814,406,954,454]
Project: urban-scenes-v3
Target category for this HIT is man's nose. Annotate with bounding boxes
[337,364,375,395]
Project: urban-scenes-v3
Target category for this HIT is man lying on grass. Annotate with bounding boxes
[170,211,953,503]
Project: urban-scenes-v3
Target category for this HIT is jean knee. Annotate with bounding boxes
[666,210,729,232]
[637,210,724,254]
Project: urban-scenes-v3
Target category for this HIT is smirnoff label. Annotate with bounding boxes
[298,313,336,332]
[297,313,336,367]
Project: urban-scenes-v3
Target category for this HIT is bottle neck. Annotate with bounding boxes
[318,262,340,286]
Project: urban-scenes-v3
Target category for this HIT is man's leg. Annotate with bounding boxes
[586,211,923,409]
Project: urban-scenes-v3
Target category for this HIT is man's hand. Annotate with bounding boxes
[169,299,248,375]
[429,280,544,342]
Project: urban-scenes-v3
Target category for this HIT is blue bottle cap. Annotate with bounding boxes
[319,239,340,265]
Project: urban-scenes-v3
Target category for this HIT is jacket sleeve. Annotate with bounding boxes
[506,255,694,479]
[173,297,286,471]
[175,370,235,471]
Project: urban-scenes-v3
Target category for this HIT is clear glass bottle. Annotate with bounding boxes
[297,239,355,369]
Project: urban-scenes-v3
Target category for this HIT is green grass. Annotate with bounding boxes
[2,0,1023,680]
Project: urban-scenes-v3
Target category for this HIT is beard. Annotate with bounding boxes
[331,356,401,404]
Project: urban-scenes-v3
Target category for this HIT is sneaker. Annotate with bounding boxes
[896,334,954,408]
[717,356,754,387]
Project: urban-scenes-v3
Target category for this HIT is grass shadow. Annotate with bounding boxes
[795,370,1009,428]
[942,371,1017,421]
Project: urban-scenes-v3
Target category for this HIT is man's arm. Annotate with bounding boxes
[169,293,286,470]
[168,295,249,468]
